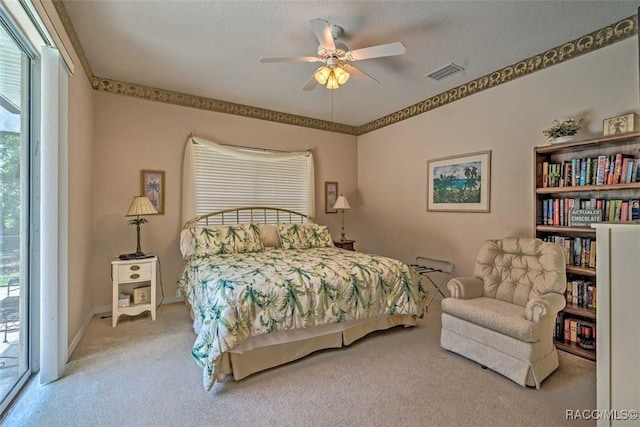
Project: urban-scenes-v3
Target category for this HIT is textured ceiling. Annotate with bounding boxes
[62,1,638,127]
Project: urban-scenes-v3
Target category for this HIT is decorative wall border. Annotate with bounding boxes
[53,1,636,137]
[357,16,637,135]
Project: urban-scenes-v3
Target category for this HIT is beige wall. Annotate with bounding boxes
[355,37,639,278]
[91,94,357,306]
[66,56,95,348]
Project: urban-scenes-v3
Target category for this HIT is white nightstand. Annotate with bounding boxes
[111,256,157,327]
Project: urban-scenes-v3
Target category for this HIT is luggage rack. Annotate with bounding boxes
[411,256,454,309]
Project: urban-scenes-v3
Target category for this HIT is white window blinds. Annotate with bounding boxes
[182,135,315,224]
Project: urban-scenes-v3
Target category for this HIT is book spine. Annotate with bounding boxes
[607,155,616,184]
[621,158,630,183]
[613,153,623,184]
[588,242,596,268]
[579,160,587,186]
[573,238,582,267]
[585,157,592,185]
[626,159,634,183]
[631,200,640,220]
[596,155,607,185]
[542,161,549,188]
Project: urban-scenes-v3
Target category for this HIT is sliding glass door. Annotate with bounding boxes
[0,21,31,408]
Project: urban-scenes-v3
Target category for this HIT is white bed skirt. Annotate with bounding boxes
[217,313,418,380]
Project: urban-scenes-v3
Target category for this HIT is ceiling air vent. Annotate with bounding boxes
[427,63,464,80]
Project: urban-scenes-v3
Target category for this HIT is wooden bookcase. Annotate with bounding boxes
[534,131,640,361]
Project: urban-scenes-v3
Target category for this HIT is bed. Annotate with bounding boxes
[177,207,427,390]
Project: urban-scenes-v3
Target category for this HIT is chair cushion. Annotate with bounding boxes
[441,297,540,342]
[474,237,567,306]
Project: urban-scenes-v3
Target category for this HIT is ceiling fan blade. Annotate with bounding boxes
[260,56,321,63]
[345,42,406,61]
[302,74,318,91]
[344,64,380,84]
[309,18,336,51]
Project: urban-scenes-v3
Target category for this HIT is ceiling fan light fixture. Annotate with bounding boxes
[314,66,331,85]
[326,72,339,89]
[333,66,349,85]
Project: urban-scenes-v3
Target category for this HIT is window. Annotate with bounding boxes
[185,136,314,224]
[0,18,31,412]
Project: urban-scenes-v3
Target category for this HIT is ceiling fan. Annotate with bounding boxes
[259,18,406,90]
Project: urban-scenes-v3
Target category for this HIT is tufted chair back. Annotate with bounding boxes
[473,237,567,307]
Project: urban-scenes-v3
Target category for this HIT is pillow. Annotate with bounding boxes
[259,224,281,248]
[276,223,334,249]
[276,223,309,249]
[304,224,334,248]
[180,224,263,258]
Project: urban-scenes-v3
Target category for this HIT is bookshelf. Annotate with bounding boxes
[534,130,640,361]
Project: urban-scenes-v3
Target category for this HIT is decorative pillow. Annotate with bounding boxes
[180,224,263,258]
[259,224,281,248]
[304,224,334,248]
[276,223,310,249]
[276,223,333,249]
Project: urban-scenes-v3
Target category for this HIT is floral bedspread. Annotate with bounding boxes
[177,247,427,390]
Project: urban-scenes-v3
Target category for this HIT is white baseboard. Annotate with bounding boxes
[67,297,184,360]
[67,305,108,360]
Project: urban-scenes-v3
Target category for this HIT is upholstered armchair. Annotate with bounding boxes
[440,237,566,388]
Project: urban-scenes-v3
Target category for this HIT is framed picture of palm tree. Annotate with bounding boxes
[141,170,165,214]
[427,150,491,212]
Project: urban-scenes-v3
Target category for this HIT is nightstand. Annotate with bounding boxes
[334,239,355,251]
[111,256,157,327]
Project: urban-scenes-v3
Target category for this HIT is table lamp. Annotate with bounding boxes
[123,196,158,259]
[332,194,351,241]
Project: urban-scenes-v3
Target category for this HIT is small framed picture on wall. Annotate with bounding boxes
[325,181,338,213]
[141,170,165,214]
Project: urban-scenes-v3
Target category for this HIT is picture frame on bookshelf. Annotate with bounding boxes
[427,150,491,212]
[603,113,635,136]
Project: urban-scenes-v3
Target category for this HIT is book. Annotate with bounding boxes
[566,281,573,304]
[588,242,596,268]
[625,159,635,183]
[579,160,587,186]
[577,321,596,350]
[573,238,582,267]
[542,161,549,188]
[621,157,631,183]
[596,155,607,185]
[586,283,596,308]
[631,200,640,220]
[563,238,572,265]
[607,155,616,184]
[570,319,578,342]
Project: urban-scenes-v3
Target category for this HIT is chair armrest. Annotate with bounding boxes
[446,277,484,299]
[526,293,566,324]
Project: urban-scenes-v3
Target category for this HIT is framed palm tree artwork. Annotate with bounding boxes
[141,170,165,214]
[427,150,491,212]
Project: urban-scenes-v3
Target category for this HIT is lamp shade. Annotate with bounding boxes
[314,66,331,85]
[126,196,159,216]
[333,66,350,85]
[332,195,350,210]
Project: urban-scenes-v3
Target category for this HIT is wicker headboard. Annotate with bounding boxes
[182,207,314,229]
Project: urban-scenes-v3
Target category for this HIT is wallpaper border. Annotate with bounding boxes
[53,1,636,137]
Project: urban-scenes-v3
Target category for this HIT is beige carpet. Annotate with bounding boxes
[2,301,596,427]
